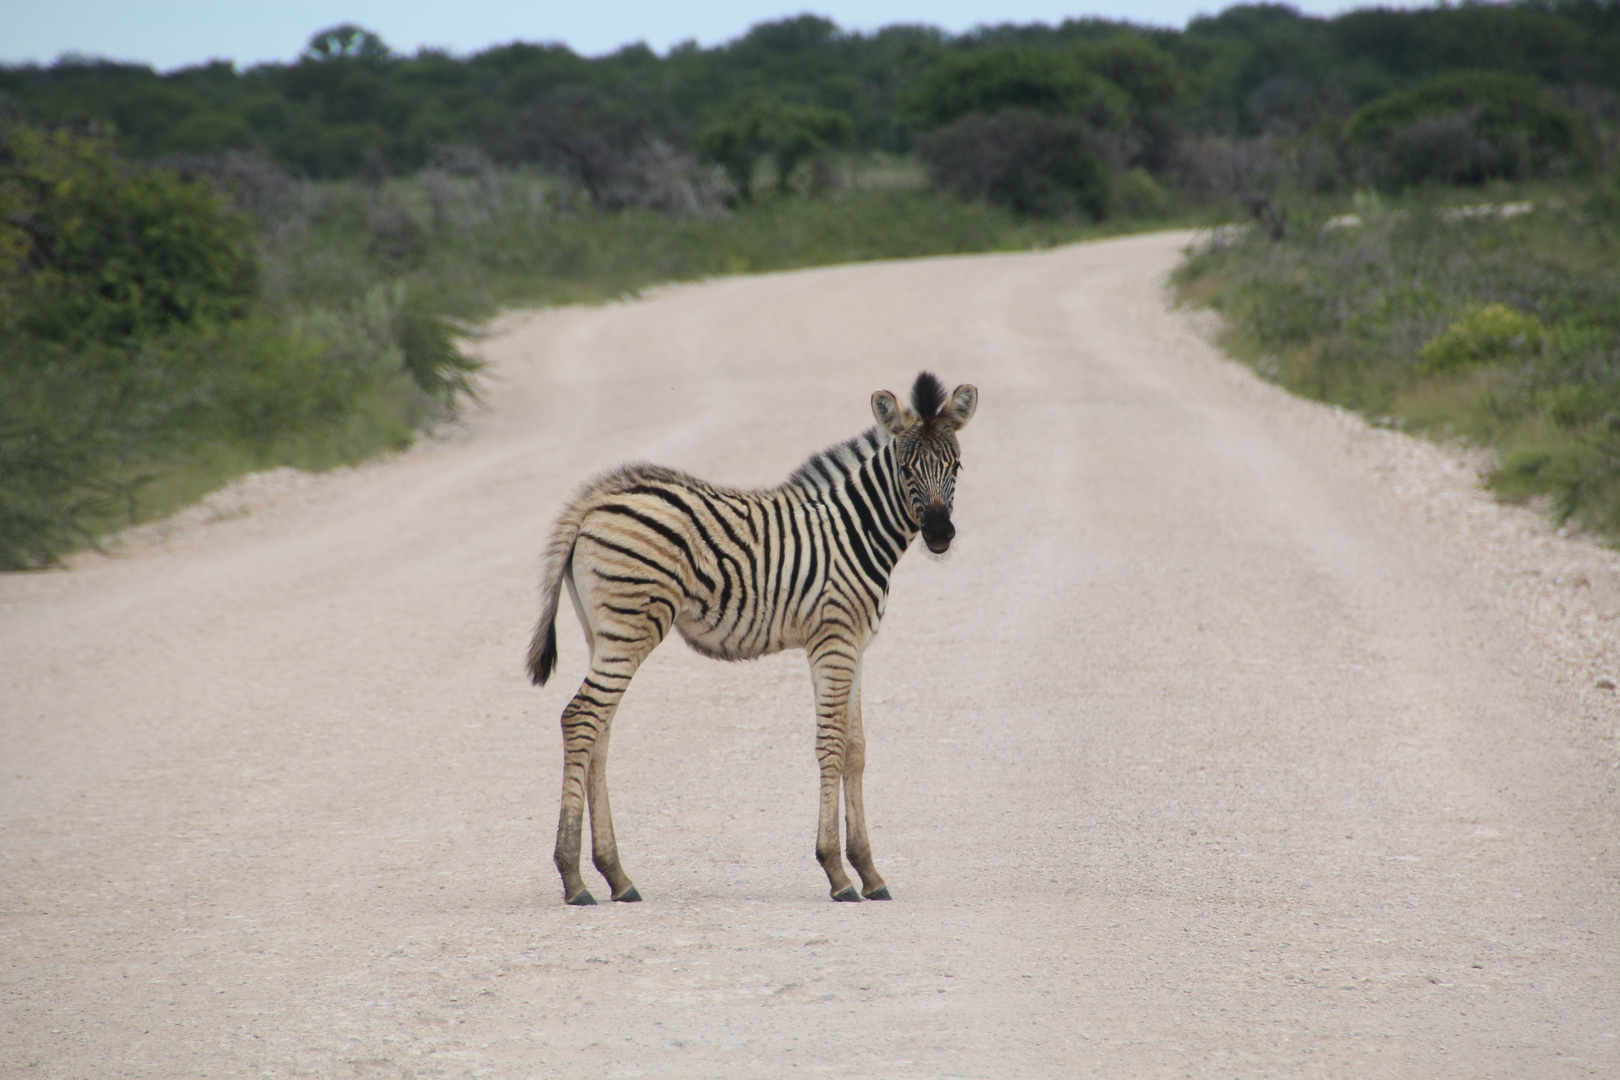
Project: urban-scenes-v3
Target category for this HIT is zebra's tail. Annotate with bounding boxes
[527,464,676,687]
[527,502,588,687]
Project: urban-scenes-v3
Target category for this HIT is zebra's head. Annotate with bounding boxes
[872,372,978,554]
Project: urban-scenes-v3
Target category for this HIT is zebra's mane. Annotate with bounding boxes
[786,426,888,494]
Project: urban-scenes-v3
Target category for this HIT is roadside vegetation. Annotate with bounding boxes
[4,2,1620,564]
[1179,184,1620,537]
[0,131,1144,569]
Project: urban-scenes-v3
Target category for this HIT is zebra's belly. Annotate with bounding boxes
[674,609,803,662]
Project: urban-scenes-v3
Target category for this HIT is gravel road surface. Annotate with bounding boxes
[3,231,1617,1077]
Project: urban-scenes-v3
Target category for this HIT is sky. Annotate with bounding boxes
[3,0,1434,71]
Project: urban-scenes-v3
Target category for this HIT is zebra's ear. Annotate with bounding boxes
[871,390,913,436]
[938,384,978,430]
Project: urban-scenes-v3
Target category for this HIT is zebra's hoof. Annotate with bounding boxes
[831,885,862,903]
[566,889,598,906]
[612,886,642,903]
[863,886,892,901]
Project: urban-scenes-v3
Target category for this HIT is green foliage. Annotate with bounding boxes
[322,172,1118,310]
[1113,166,1170,217]
[0,337,160,568]
[4,4,1618,185]
[1583,173,1620,222]
[696,103,854,198]
[1,124,257,343]
[0,125,483,568]
[0,314,396,568]
[1418,302,1544,372]
[1345,71,1590,188]
[1088,36,1187,117]
[1178,189,1620,537]
[906,48,1127,130]
[396,287,482,399]
[760,104,854,193]
[696,114,763,200]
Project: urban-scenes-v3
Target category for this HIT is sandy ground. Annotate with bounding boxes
[3,231,1617,1078]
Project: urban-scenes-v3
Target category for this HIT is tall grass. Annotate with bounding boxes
[1177,179,1620,537]
[269,170,1147,320]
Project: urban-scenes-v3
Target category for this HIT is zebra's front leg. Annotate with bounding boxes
[810,645,861,902]
[841,655,890,900]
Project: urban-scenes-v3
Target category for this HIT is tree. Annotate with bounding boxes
[696,113,764,200]
[305,25,393,66]
[697,104,853,197]
[1090,36,1187,117]
[1345,70,1591,187]
[760,105,853,193]
[907,47,1122,130]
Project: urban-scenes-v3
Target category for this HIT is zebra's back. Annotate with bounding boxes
[560,460,885,664]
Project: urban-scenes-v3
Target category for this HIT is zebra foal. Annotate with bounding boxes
[528,372,977,905]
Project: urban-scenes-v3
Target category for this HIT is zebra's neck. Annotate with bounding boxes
[785,431,917,579]
[786,426,889,495]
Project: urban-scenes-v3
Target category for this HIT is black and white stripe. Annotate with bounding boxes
[528,372,977,905]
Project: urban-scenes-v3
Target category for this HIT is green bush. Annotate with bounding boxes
[1087,36,1186,118]
[1,124,258,343]
[1418,303,1544,372]
[1344,72,1590,188]
[1113,166,1170,218]
[397,287,482,399]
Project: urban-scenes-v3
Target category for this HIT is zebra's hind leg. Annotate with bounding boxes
[556,659,655,905]
[841,654,889,901]
[587,717,640,902]
[553,562,672,906]
[555,681,610,906]
[809,643,861,902]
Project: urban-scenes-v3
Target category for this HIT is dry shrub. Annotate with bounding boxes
[432,144,494,178]
[1385,109,1514,187]
[917,109,1110,220]
[602,140,733,219]
[366,197,427,267]
[151,150,301,234]
[508,99,729,218]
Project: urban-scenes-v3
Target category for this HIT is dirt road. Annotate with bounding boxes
[3,232,1617,1077]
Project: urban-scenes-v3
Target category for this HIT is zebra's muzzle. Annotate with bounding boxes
[921,506,955,553]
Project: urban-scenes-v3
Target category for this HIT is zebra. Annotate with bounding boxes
[527,372,977,905]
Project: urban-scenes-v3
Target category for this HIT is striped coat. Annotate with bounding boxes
[529,372,977,905]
